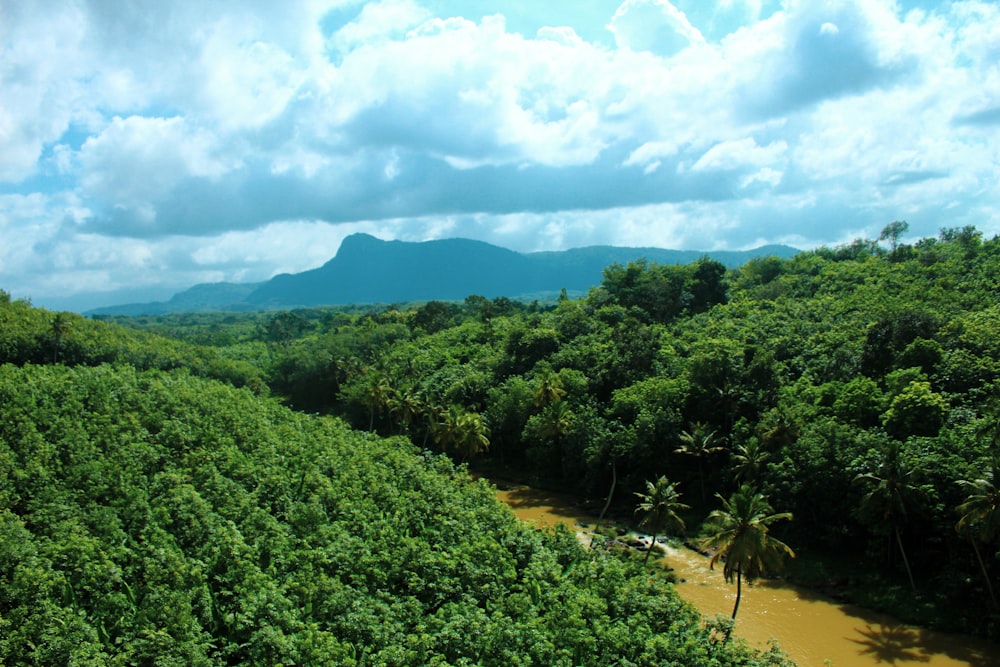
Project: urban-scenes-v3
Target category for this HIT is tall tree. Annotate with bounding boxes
[956,456,1000,609]
[854,442,922,594]
[389,388,422,436]
[879,220,909,253]
[50,312,73,363]
[362,372,394,432]
[435,408,490,462]
[534,369,566,407]
[703,485,794,625]
[675,422,723,503]
[731,439,771,486]
[634,476,689,564]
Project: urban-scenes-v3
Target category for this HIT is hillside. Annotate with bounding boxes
[0,292,792,665]
[88,234,798,315]
[178,225,999,642]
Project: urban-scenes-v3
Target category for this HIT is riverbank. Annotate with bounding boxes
[494,480,1000,667]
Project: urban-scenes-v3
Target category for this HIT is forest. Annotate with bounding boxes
[2,223,999,663]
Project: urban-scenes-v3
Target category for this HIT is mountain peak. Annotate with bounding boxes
[88,237,802,314]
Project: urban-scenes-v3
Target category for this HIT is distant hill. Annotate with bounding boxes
[88,234,800,315]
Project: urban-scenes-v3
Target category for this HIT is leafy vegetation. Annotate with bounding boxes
[6,222,1000,660]
[0,299,791,663]
[703,486,794,624]
[104,224,1000,640]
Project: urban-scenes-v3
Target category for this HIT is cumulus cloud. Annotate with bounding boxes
[608,0,706,56]
[1,0,1000,307]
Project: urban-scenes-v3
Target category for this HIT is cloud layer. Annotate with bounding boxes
[2,0,999,308]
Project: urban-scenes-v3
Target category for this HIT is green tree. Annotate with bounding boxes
[362,372,394,431]
[453,410,490,462]
[533,369,566,407]
[854,442,922,593]
[956,456,1000,609]
[703,485,794,624]
[50,312,73,363]
[879,220,909,253]
[389,387,423,435]
[634,476,689,564]
[675,422,723,503]
[881,380,948,439]
[731,439,771,486]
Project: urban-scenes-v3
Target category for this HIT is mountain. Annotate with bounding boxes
[88,234,800,315]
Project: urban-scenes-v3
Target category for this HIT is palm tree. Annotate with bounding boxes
[703,484,794,624]
[431,405,463,452]
[675,422,723,503]
[634,476,689,564]
[539,401,574,440]
[854,442,922,594]
[433,406,489,462]
[534,369,566,407]
[389,388,422,436]
[50,312,73,363]
[362,373,394,432]
[731,438,771,486]
[956,456,1000,609]
[453,411,490,462]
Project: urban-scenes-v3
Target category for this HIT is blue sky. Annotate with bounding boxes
[2,0,998,310]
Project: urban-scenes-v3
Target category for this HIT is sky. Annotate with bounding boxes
[2,0,999,311]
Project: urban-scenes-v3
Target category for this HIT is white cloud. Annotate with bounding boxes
[79,116,235,207]
[0,2,88,181]
[608,0,706,56]
[329,0,431,51]
[2,0,1000,307]
[692,138,787,172]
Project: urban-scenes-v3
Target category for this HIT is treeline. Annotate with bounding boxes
[1,292,264,390]
[0,315,791,663]
[171,224,1000,638]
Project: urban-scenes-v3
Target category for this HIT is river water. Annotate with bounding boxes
[496,484,998,667]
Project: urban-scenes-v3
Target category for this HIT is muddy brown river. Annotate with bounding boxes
[496,484,999,666]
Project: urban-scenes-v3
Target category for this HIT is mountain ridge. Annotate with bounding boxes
[88,233,800,315]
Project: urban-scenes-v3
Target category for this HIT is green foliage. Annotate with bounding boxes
[634,476,689,563]
[0,361,787,666]
[0,300,264,390]
[49,225,1000,640]
[703,486,795,621]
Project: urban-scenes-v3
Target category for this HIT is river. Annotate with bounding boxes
[496,483,998,667]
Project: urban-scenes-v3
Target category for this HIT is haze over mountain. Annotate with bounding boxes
[87,234,798,316]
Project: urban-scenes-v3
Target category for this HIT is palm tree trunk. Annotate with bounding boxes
[971,538,999,610]
[644,532,658,564]
[895,527,917,594]
[731,567,743,621]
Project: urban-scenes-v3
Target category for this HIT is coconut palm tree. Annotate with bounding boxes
[50,312,73,363]
[534,369,566,407]
[362,372,394,432]
[731,438,771,486]
[634,476,689,564]
[389,388,423,436]
[453,410,490,462]
[956,455,1000,609]
[703,484,794,625]
[854,442,922,594]
[675,422,723,503]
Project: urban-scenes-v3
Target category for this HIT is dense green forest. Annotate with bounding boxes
[0,299,789,663]
[3,223,1000,662]
[99,224,1000,639]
